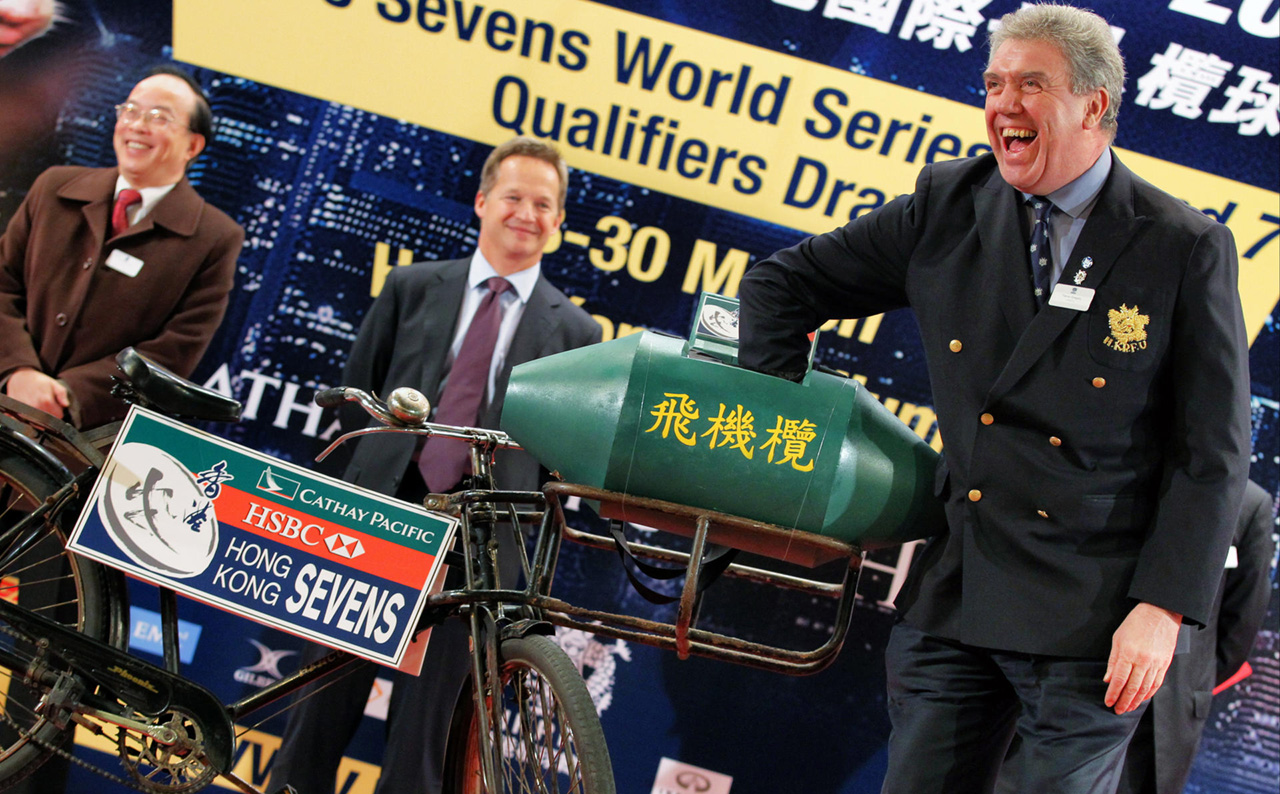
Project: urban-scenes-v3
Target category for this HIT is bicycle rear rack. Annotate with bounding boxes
[528,482,864,676]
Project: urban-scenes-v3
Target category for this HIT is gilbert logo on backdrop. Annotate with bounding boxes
[234,638,298,688]
[554,627,632,713]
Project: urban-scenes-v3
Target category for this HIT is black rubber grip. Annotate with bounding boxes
[313,387,348,408]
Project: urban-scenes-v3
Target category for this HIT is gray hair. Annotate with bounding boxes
[989,4,1125,136]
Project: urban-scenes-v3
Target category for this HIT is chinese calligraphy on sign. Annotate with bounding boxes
[775,0,1278,138]
[647,393,700,446]
[761,416,818,471]
[645,393,818,471]
[702,403,758,458]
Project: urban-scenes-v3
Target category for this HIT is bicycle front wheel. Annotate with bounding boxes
[445,633,615,794]
[0,436,116,787]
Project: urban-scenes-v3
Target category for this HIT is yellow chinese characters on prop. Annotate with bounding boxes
[702,403,756,459]
[645,392,816,471]
[646,393,700,446]
[762,417,817,472]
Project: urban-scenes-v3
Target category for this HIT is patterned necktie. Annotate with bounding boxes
[112,189,142,237]
[419,277,513,492]
[1029,196,1054,306]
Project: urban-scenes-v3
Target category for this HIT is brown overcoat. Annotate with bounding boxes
[0,165,242,428]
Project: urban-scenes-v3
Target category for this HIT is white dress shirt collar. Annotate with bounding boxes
[467,249,540,305]
[114,175,179,226]
[1040,147,1112,221]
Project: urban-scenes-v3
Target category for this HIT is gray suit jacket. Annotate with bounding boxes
[1123,479,1275,794]
[338,257,601,496]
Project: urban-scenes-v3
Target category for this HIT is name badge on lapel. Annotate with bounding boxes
[1048,284,1094,311]
[105,250,144,278]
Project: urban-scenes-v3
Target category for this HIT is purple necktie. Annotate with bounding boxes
[419,277,513,492]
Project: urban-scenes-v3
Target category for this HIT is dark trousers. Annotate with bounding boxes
[1113,707,1160,794]
[884,621,1146,794]
[268,618,471,794]
[270,466,516,794]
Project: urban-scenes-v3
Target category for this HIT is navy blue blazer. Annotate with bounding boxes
[739,152,1252,657]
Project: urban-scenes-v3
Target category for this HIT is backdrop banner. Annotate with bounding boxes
[0,1,1275,792]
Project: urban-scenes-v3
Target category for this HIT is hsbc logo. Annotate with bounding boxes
[325,532,366,559]
[242,503,370,560]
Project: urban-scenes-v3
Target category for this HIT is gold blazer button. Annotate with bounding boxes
[980,413,994,425]
[1049,436,1062,446]
[1092,377,1106,388]
[968,489,982,502]
[949,339,963,352]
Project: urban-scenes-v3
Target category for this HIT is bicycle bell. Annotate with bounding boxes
[387,387,430,424]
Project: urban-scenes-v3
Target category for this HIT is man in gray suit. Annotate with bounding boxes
[1116,479,1275,794]
[738,5,1251,793]
[269,136,600,794]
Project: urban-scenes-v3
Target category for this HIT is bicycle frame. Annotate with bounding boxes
[1,368,867,794]
[0,387,551,794]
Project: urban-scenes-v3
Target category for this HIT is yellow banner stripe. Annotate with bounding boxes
[173,0,1278,341]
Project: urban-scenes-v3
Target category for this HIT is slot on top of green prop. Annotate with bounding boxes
[682,292,819,372]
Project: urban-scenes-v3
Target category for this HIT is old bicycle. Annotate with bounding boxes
[0,345,878,793]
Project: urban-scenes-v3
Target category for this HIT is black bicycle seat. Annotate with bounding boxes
[114,348,243,423]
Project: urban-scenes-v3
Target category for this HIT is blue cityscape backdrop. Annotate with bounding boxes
[0,1,1274,792]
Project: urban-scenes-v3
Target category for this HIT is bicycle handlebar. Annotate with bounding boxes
[313,387,348,408]
[312,386,522,464]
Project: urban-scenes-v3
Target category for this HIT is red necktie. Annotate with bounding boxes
[419,277,513,492]
[112,189,142,237]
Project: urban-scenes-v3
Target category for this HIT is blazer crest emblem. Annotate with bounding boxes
[1104,304,1150,352]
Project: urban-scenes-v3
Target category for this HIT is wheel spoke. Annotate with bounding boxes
[0,449,113,787]
[447,635,612,794]
[0,482,16,520]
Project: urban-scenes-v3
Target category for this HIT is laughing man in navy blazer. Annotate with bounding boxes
[738,5,1251,793]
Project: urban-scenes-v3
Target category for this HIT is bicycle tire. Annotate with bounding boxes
[0,437,115,787]
[444,633,615,794]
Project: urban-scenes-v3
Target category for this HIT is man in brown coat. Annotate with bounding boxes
[0,64,241,428]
